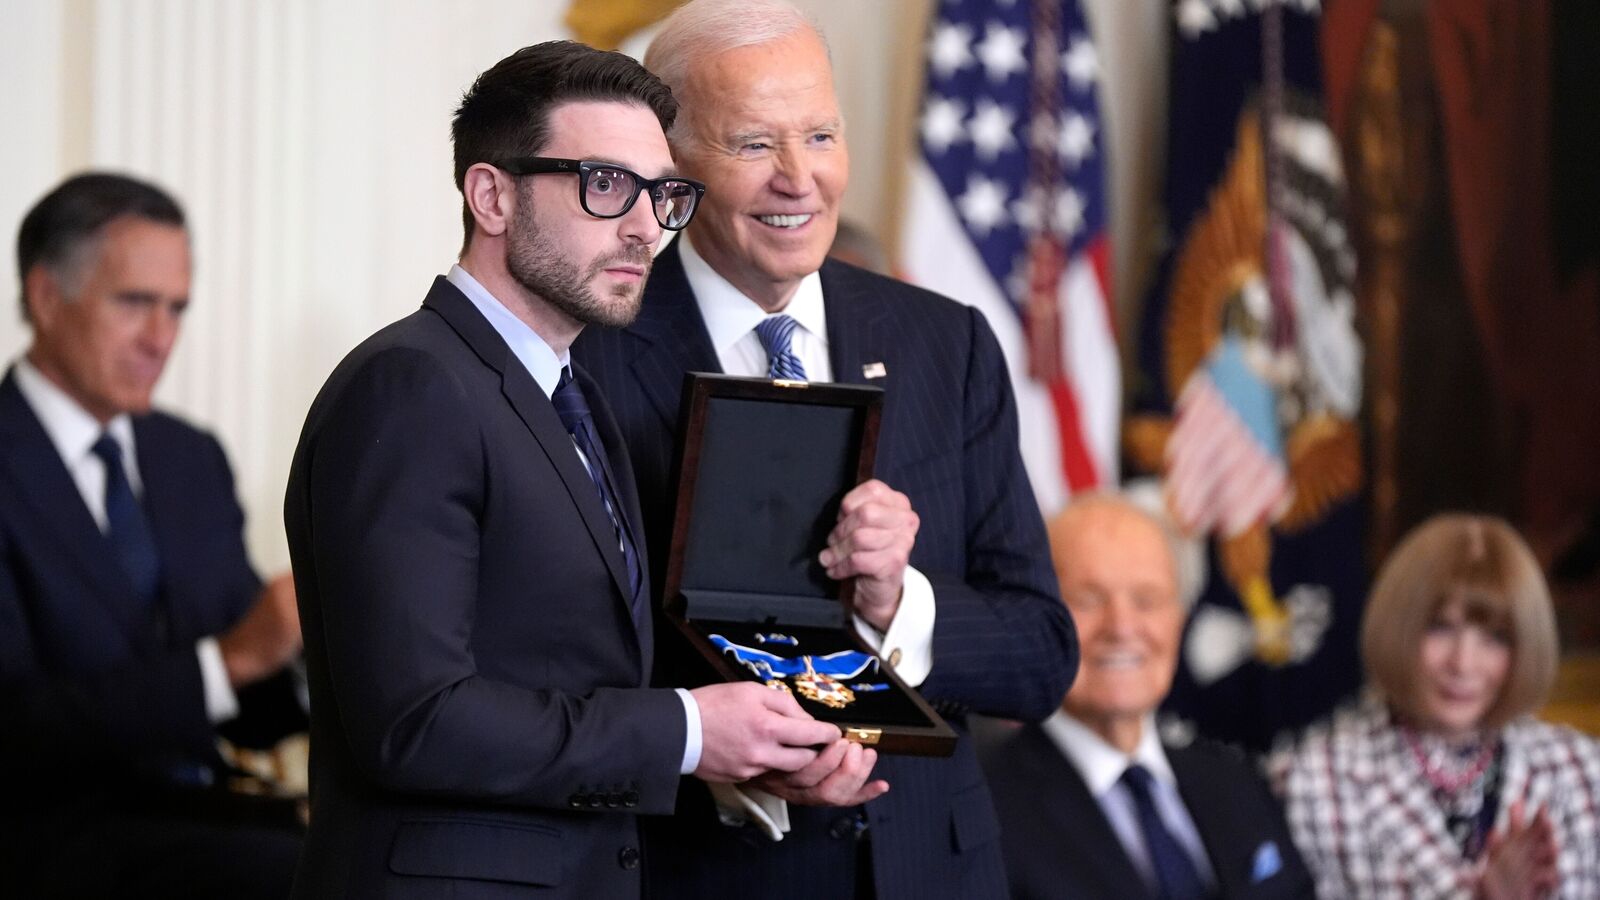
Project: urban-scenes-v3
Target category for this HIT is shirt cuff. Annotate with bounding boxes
[676,688,703,775]
[852,564,935,687]
[708,782,791,841]
[196,637,240,723]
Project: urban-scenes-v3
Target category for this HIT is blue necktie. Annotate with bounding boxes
[1121,764,1209,900]
[91,433,161,608]
[551,368,645,620]
[753,315,808,381]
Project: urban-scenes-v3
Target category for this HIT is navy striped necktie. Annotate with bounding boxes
[550,368,645,620]
[753,314,807,381]
[1121,764,1209,900]
[91,433,161,608]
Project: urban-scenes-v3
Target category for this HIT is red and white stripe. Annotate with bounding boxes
[1165,372,1290,537]
[898,160,1120,517]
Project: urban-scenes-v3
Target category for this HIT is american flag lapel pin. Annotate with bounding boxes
[862,362,887,379]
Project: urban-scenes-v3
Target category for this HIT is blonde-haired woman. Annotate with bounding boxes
[1276,514,1600,898]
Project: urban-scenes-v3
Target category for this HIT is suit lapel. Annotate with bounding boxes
[1014,724,1155,898]
[580,365,654,666]
[625,241,721,426]
[0,371,154,647]
[819,261,890,389]
[134,415,187,640]
[1169,743,1250,896]
[421,279,637,623]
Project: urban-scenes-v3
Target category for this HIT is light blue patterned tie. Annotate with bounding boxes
[753,315,808,381]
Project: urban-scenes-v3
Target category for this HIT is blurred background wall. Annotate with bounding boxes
[0,0,1166,573]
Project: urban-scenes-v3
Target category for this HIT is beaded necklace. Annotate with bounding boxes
[1401,726,1504,859]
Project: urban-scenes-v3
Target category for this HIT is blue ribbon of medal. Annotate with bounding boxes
[708,634,880,680]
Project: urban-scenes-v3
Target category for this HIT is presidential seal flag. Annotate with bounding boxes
[1125,0,1365,750]
[899,0,1120,515]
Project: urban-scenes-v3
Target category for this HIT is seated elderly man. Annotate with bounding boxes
[981,493,1313,899]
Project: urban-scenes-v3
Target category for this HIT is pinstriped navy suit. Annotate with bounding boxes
[571,240,1078,899]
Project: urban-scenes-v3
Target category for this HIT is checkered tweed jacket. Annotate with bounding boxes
[1274,700,1600,898]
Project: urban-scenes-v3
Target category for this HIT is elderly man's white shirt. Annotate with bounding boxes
[1041,710,1218,893]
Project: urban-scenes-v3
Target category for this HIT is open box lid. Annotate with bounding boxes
[662,373,882,619]
[660,373,956,756]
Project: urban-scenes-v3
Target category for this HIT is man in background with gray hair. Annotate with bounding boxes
[0,172,305,897]
[981,493,1312,899]
[572,1,1078,897]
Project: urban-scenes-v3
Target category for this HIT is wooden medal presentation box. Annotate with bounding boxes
[660,373,956,756]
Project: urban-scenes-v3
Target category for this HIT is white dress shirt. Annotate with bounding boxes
[1041,709,1218,893]
[678,235,938,838]
[447,264,702,776]
[12,357,240,723]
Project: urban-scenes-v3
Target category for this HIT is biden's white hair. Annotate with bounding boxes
[644,0,831,144]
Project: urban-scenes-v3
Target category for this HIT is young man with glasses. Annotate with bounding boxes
[284,40,841,899]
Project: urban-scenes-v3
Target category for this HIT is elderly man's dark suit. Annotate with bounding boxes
[285,278,688,898]
[571,241,1078,899]
[0,368,304,897]
[983,723,1314,899]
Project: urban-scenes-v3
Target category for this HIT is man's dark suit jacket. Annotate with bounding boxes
[571,241,1078,899]
[284,278,688,899]
[983,723,1314,899]
[0,368,304,894]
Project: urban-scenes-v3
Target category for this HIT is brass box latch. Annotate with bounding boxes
[843,726,882,746]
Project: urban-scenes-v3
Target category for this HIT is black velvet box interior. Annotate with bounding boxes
[661,374,956,756]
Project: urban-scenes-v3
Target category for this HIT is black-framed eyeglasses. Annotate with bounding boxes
[495,157,705,230]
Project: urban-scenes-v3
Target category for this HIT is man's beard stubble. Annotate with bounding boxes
[505,197,653,329]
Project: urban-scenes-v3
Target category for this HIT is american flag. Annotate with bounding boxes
[899,0,1119,514]
[1166,336,1292,537]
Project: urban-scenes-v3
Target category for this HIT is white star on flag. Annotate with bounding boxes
[969,99,1019,161]
[1058,113,1095,167]
[1061,36,1099,91]
[921,95,967,156]
[956,174,1011,236]
[975,21,1028,83]
[1010,184,1045,233]
[1177,0,1218,39]
[1052,187,1086,238]
[928,22,975,78]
